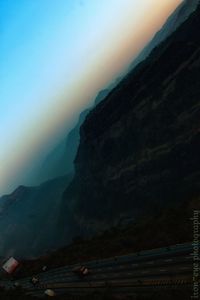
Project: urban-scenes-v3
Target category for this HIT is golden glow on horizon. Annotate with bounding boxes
[1,0,183,194]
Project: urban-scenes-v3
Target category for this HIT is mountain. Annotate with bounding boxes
[60,5,200,236]
[0,88,115,259]
[51,0,199,196]
[36,89,111,183]
[1,4,199,260]
[130,0,199,70]
[0,175,76,259]
[0,77,120,259]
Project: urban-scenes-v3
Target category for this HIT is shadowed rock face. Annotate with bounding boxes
[0,175,75,259]
[61,6,200,234]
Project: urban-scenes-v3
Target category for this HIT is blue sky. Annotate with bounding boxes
[0,0,182,195]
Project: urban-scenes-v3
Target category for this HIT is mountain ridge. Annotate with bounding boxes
[1,3,199,259]
[129,0,199,70]
[0,175,75,258]
[60,4,200,236]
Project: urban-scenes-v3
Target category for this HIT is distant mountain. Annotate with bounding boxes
[130,0,199,70]
[60,5,200,236]
[36,89,111,183]
[0,175,76,259]
[0,88,115,259]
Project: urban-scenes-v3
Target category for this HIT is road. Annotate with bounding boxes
[0,243,194,297]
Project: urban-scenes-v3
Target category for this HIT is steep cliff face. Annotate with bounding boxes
[62,6,200,233]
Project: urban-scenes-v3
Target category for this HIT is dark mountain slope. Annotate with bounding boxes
[0,175,75,258]
[130,0,199,70]
[61,6,200,234]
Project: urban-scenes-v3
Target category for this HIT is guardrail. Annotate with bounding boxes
[1,243,194,297]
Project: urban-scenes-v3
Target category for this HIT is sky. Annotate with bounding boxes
[0,0,183,196]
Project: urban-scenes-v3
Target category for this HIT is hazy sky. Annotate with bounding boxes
[0,0,182,195]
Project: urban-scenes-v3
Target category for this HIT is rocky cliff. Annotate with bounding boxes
[61,6,200,234]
